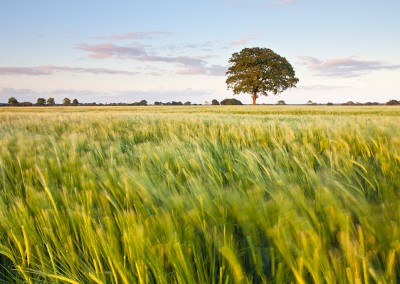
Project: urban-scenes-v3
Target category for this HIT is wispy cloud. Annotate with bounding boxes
[76,43,226,76]
[163,42,214,52]
[296,84,349,91]
[76,43,146,59]
[300,56,400,77]
[230,34,258,46]
[0,65,137,76]
[0,87,102,97]
[96,31,172,41]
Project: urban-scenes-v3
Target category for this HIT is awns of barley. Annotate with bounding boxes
[0,106,399,283]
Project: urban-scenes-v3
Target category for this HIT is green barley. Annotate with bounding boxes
[0,106,399,283]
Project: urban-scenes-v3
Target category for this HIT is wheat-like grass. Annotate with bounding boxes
[0,106,399,283]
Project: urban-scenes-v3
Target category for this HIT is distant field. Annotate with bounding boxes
[2,105,400,115]
[0,106,399,283]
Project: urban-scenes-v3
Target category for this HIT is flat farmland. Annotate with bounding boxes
[0,106,399,283]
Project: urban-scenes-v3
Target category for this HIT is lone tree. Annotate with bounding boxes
[211,99,220,105]
[220,98,242,105]
[47,97,55,106]
[63,98,71,106]
[226,47,299,105]
[8,97,19,106]
[72,98,79,106]
[36,98,46,106]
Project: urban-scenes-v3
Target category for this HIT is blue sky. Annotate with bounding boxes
[1,0,399,104]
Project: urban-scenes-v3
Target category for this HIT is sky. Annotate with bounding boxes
[1,0,399,105]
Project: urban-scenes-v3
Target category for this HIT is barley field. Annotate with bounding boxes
[0,106,399,283]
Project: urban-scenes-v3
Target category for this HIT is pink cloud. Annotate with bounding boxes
[0,65,137,76]
[76,43,146,59]
[300,55,400,77]
[76,43,226,76]
[96,31,172,41]
[230,34,257,46]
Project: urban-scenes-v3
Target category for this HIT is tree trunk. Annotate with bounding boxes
[252,94,257,105]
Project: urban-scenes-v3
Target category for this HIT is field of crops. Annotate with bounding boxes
[0,106,399,283]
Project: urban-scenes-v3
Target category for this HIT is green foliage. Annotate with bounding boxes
[8,97,19,106]
[47,97,55,105]
[63,98,71,106]
[0,106,399,283]
[226,47,299,104]
[36,97,46,106]
[211,99,220,105]
[72,98,79,106]
[386,99,400,105]
[220,98,242,105]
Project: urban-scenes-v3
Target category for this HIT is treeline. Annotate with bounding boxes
[2,97,399,107]
[278,100,400,106]
[3,97,243,107]
[5,97,150,107]
[341,100,400,106]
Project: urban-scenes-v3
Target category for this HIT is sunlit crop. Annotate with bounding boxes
[0,106,399,283]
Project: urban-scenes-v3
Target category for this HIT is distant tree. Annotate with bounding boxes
[226,47,299,105]
[47,97,55,106]
[154,101,162,105]
[306,100,313,105]
[36,98,46,106]
[327,102,334,106]
[8,97,19,106]
[346,101,355,105]
[72,99,79,106]
[63,98,71,106]
[220,98,243,105]
[277,100,286,105]
[211,99,220,105]
[184,101,191,105]
[386,99,400,105]
[139,100,147,106]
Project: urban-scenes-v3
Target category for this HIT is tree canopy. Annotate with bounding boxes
[8,97,19,106]
[226,47,299,104]
[36,98,46,106]
[220,98,242,105]
[47,97,55,105]
[211,99,220,105]
[72,99,79,106]
[63,98,71,106]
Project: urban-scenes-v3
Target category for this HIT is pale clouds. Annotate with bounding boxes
[0,87,99,98]
[96,31,173,41]
[296,84,349,91]
[76,43,227,76]
[0,65,137,76]
[300,56,400,77]
[230,34,258,46]
[76,43,147,59]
